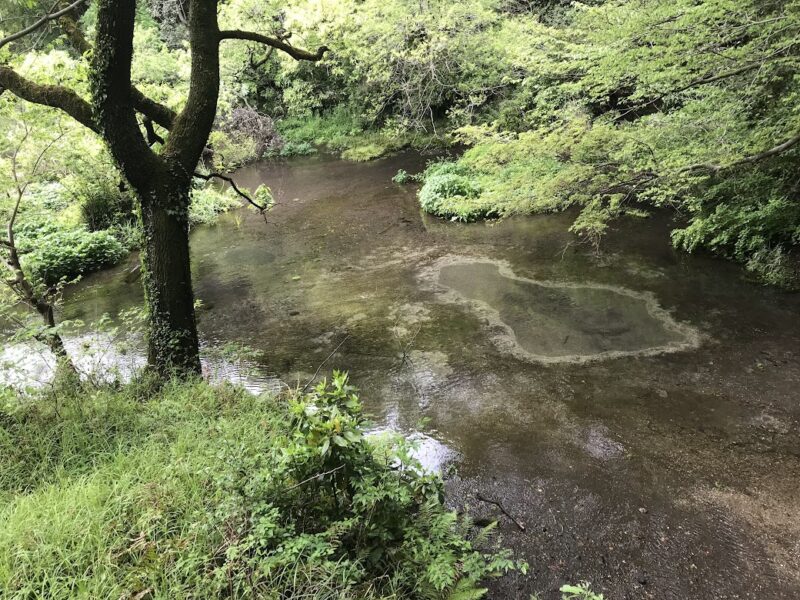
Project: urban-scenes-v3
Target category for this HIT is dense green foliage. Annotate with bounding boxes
[412,0,800,286]
[220,0,800,286]
[0,373,522,598]
[0,10,258,294]
[418,162,491,222]
[21,228,126,286]
[4,1,799,286]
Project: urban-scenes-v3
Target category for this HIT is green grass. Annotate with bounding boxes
[0,373,522,599]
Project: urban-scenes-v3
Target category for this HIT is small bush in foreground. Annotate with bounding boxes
[0,373,523,599]
[560,582,605,599]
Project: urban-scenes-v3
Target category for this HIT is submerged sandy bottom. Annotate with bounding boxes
[430,258,701,363]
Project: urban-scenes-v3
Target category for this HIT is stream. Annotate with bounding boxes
[5,151,800,599]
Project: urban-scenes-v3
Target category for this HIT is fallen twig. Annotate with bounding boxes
[286,464,345,492]
[301,334,351,393]
[476,492,526,532]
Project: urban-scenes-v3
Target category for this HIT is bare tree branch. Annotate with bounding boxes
[219,29,328,62]
[142,115,166,146]
[192,171,269,211]
[0,0,87,51]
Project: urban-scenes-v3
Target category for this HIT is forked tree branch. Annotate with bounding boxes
[164,0,222,173]
[219,29,329,61]
[91,0,163,191]
[193,171,269,211]
[57,11,178,130]
[0,0,87,51]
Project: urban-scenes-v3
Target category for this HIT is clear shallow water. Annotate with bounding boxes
[3,151,800,598]
[435,259,698,362]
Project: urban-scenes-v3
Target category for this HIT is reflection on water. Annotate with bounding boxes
[0,333,145,391]
[0,334,284,395]
[368,427,458,474]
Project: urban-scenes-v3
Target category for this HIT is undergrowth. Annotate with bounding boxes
[0,372,524,599]
[277,109,438,162]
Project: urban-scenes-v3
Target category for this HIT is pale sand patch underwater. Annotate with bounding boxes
[419,256,703,365]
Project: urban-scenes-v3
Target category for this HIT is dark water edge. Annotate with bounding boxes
[6,151,800,599]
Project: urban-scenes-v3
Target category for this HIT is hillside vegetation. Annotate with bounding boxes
[3,1,798,289]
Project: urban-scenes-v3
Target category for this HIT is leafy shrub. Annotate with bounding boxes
[213,372,525,597]
[393,169,412,184]
[78,178,135,232]
[0,374,524,598]
[277,110,432,161]
[108,221,143,251]
[419,161,494,221]
[188,186,240,226]
[341,142,388,162]
[21,229,126,286]
[208,130,259,171]
[560,582,605,600]
[744,247,798,290]
[23,182,67,212]
[667,176,800,288]
[269,139,317,158]
[277,109,366,148]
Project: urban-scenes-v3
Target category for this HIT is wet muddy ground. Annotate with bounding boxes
[46,152,800,598]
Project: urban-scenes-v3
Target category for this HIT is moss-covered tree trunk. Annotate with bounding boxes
[139,185,201,375]
[90,0,216,377]
[2,0,325,378]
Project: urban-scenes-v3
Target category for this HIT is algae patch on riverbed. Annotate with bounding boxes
[424,257,702,364]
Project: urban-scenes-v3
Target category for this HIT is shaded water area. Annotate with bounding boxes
[12,152,800,598]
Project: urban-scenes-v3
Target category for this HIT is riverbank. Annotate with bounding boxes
[0,373,524,598]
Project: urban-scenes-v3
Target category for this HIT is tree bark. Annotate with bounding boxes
[139,182,201,376]
[3,0,326,379]
[92,0,202,377]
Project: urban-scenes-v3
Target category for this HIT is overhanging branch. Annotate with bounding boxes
[0,65,98,133]
[682,131,800,174]
[0,0,88,51]
[193,171,269,212]
[219,30,328,62]
[616,48,799,122]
